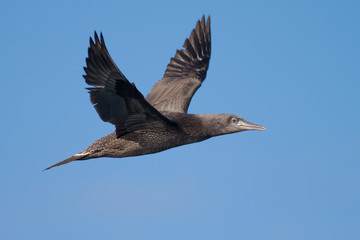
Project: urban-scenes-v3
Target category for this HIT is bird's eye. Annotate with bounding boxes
[231,118,238,124]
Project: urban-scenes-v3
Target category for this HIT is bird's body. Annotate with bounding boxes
[77,113,211,160]
[46,16,265,170]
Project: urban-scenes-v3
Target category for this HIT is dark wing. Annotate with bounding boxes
[83,32,174,137]
[146,16,211,113]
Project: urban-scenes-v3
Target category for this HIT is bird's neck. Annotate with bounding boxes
[170,113,224,137]
[194,114,227,137]
[162,112,226,140]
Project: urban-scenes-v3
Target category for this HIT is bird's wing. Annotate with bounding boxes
[83,32,174,137]
[146,16,211,113]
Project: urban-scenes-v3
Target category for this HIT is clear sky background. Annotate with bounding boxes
[1,0,359,239]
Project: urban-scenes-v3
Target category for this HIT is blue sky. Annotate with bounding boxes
[1,0,360,239]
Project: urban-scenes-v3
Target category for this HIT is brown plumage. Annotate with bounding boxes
[45,16,265,170]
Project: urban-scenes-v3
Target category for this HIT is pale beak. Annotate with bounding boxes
[240,121,266,131]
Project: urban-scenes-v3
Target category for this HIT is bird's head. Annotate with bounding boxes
[200,114,266,137]
[222,114,266,134]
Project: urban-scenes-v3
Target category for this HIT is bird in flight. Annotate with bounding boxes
[46,16,265,170]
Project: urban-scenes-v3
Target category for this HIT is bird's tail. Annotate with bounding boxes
[44,153,89,171]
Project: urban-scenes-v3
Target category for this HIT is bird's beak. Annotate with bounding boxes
[240,121,266,131]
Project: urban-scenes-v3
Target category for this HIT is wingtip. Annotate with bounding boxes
[94,31,100,44]
[88,31,103,46]
[200,15,210,24]
[198,15,211,35]
[100,32,104,43]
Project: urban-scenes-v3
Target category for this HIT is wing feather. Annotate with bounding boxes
[83,32,174,137]
[146,16,211,113]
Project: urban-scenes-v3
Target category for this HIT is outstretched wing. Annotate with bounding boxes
[146,16,211,113]
[83,32,174,137]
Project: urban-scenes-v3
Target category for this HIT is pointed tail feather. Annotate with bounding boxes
[44,154,88,171]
